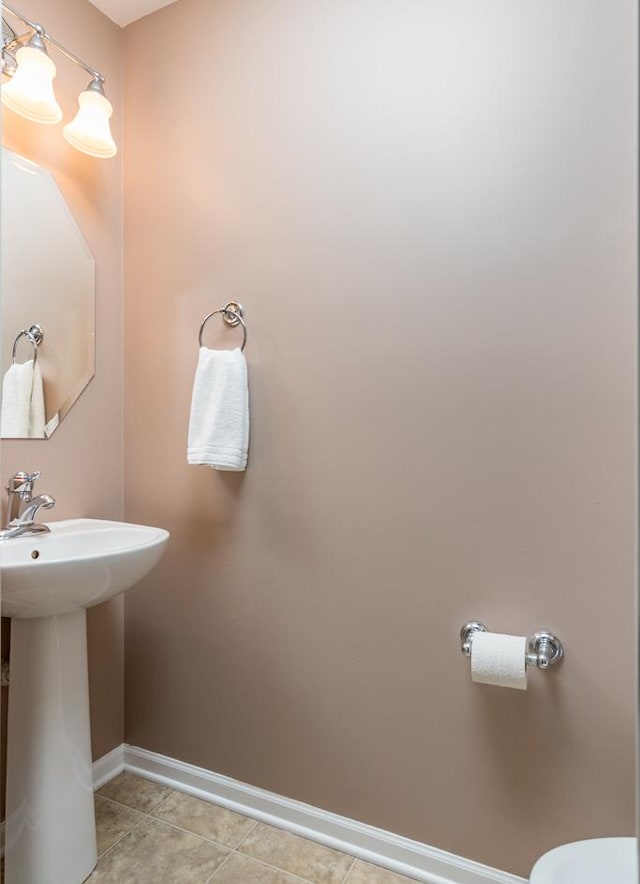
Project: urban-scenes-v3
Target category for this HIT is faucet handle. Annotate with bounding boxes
[6,471,41,495]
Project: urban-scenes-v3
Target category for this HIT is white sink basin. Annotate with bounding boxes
[3,517,169,884]
[0,517,169,618]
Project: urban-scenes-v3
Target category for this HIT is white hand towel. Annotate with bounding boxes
[188,347,249,470]
[29,362,46,437]
[0,361,45,438]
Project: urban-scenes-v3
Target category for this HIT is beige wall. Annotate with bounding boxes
[1,0,633,874]
[125,0,633,877]
[1,0,124,763]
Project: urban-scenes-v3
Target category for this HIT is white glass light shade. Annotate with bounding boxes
[63,89,117,159]
[1,45,62,124]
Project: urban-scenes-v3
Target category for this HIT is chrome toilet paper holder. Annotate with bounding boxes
[460,621,564,670]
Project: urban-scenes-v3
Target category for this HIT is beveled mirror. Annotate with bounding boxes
[1,148,95,438]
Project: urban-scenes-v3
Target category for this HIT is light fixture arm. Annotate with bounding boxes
[2,15,17,43]
[2,2,104,83]
[2,2,38,33]
[39,29,103,83]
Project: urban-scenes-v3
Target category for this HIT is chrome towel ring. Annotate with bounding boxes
[198,301,247,351]
[12,324,44,365]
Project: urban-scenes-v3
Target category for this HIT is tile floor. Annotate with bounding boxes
[84,772,418,883]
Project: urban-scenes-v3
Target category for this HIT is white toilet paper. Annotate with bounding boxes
[470,632,528,690]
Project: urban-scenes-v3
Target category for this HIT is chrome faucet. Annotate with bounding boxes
[1,471,56,540]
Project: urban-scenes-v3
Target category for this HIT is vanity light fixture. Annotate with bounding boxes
[1,2,117,158]
[1,26,62,124]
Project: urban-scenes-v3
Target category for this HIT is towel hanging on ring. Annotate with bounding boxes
[188,302,249,470]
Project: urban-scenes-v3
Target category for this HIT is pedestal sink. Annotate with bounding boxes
[1,518,170,884]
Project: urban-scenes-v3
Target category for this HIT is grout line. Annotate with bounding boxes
[93,815,149,867]
[97,794,161,816]
[203,847,236,883]
[96,780,175,816]
[104,776,365,884]
[232,831,356,884]
[94,793,148,860]
[95,793,146,816]
[94,805,240,879]
[146,789,178,817]
[203,818,327,884]
[98,779,257,852]
[208,850,321,883]
[232,821,360,883]
[342,855,358,883]
[142,814,243,852]
[232,818,259,849]
[145,790,178,815]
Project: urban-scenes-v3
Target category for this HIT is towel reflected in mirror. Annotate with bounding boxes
[0,360,45,438]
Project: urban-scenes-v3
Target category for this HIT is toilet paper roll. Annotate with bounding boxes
[470,631,528,690]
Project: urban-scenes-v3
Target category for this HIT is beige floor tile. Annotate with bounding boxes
[347,859,418,883]
[86,817,229,883]
[97,771,173,813]
[211,852,304,883]
[152,791,256,847]
[239,823,353,883]
[95,796,145,857]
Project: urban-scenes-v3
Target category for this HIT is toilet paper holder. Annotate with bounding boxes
[460,621,564,669]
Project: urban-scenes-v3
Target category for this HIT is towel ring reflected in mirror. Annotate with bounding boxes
[198,302,247,351]
[12,324,44,365]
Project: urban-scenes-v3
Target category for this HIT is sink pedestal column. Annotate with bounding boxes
[5,610,97,884]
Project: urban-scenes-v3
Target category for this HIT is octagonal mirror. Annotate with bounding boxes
[1,148,95,438]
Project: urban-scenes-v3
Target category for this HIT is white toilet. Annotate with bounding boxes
[529,837,637,883]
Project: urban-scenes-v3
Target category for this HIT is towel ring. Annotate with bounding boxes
[198,301,247,351]
[12,324,44,365]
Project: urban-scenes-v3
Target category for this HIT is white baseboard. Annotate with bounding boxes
[93,743,525,884]
[92,743,125,790]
